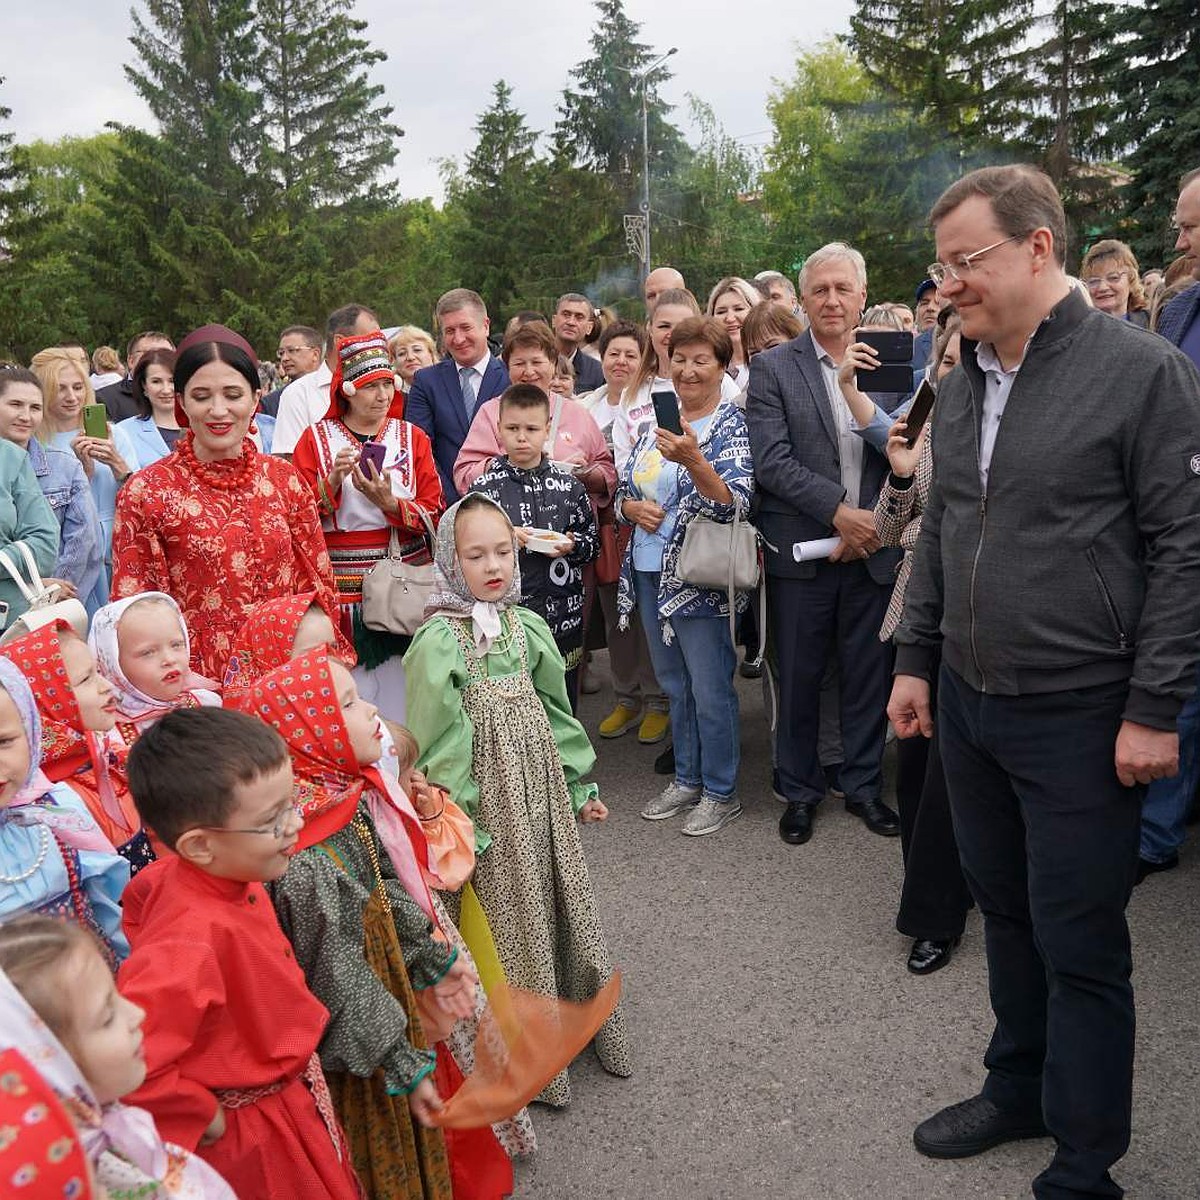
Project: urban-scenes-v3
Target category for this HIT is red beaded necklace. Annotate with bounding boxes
[175,431,259,492]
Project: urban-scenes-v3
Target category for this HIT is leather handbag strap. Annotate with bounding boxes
[0,542,49,606]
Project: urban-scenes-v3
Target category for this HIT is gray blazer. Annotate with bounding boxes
[745,332,902,584]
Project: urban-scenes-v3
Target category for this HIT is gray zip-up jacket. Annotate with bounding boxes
[894,288,1200,730]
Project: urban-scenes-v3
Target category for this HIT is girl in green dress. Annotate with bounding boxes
[404,494,632,1107]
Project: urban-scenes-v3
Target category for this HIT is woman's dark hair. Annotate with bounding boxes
[131,348,178,419]
[0,365,42,403]
[127,707,290,850]
[597,320,647,358]
[740,303,803,357]
[174,340,259,398]
[667,317,734,369]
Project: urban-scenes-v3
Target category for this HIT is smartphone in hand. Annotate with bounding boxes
[651,389,682,436]
[82,404,109,439]
[855,329,914,393]
[359,441,387,475]
[902,379,937,446]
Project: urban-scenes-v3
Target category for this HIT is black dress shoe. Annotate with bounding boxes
[907,936,960,975]
[1135,853,1179,885]
[845,796,900,836]
[779,802,814,845]
[913,1095,1047,1159]
[653,744,675,775]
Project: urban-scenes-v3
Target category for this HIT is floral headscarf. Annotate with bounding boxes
[424,495,521,655]
[222,591,351,702]
[232,648,439,914]
[0,966,236,1199]
[88,593,216,722]
[0,622,133,844]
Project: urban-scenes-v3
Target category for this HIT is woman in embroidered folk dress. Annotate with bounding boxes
[0,655,129,965]
[0,620,153,874]
[110,325,343,680]
[292,330,444,723]
[404,494,632,1108]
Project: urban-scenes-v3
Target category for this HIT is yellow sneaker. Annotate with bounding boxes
[599,704,642,739]
[637,710,671,745]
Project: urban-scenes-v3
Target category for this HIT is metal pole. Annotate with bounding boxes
[641,78,651,286]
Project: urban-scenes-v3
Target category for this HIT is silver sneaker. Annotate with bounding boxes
[681,796,744,837]
[641,782,701,821]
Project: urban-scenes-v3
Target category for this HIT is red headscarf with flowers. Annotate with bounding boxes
[221,591,352,703]
[232,648,437,912]
[0,622,136,846]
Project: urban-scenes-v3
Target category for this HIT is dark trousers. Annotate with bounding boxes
[895,660,972,941]
[768,561,891,807]
[938,665,1141,1200]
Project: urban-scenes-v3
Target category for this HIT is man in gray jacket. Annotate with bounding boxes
[889,165,1200,1199]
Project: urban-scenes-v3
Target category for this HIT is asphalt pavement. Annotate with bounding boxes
[511,654,1200,1200]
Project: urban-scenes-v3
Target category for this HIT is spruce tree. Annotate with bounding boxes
[553,0,686,187]
[253,0,402,221]
[847,0,1037,148]
[1105,0,1200,267]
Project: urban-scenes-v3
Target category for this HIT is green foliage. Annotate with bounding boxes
[553,0,688,194]
[761,40,974,299]
[254,0,401,221]
[1104,0,1200,268]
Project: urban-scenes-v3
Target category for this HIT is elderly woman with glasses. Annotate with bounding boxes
[1079,239,1151,328]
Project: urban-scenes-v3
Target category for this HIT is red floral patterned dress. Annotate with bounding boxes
[110,435,344,679]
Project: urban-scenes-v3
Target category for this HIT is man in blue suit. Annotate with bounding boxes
[406,288,510,502]
[747,242,903,847]
[1158,168,1200,369]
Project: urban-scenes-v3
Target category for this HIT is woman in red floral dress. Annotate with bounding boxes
[111,325,343,679]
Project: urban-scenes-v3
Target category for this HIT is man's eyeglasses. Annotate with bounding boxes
[198,804,302,841]
[277,344,317,358]
[1084,272,1128,291]
[927,233,1028,287]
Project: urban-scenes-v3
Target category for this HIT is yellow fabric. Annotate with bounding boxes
[458,882,506,998]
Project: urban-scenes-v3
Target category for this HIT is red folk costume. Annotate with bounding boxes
[240,650,512,1200]
[0,622,150,873]
[291,331,443,668]
[110,436,345,680]
[119,855,362,1200]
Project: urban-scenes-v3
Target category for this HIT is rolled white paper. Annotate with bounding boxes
[792,537,842,563]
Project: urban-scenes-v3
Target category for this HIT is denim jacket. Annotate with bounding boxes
[25,438,104,599]
[616,397,755,639]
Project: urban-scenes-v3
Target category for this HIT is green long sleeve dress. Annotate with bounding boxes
[404,607,632,1107]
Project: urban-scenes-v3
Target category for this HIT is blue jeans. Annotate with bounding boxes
[1139,667,1200,863]
[633,570,739,799]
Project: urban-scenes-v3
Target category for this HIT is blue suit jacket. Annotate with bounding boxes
[745,333,903,584]
[1158,282,1200,362]
[405,356,510,502]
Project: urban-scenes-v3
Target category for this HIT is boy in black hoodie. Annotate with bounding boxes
[468,384,597,707]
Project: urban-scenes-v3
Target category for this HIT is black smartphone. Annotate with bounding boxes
[902,379,936,446]
[855,328,914,393]
[651,389,682,436]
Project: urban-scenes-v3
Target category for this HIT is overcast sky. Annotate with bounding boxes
[2,0,856,204]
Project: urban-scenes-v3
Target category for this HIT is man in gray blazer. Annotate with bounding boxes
[746,242,903,846]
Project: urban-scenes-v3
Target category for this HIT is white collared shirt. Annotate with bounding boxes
[974,342,1024,494]
[272,361,334,455]
[454,350,492,391]
[810,330,863,509]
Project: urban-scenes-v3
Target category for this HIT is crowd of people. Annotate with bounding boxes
[0,161,1198,1200]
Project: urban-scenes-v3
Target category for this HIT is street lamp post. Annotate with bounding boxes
[619,48,677,286]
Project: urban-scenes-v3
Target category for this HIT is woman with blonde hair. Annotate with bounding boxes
[1080,239,1150,327]
[387,325,437,393]
[30,348,137,612]
[706,276,763,389]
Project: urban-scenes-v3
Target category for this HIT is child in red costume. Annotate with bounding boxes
[117,707,363,1199]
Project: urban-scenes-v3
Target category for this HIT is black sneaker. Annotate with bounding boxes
[914,1095,1047,1159]
[1134,853,1179,885]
